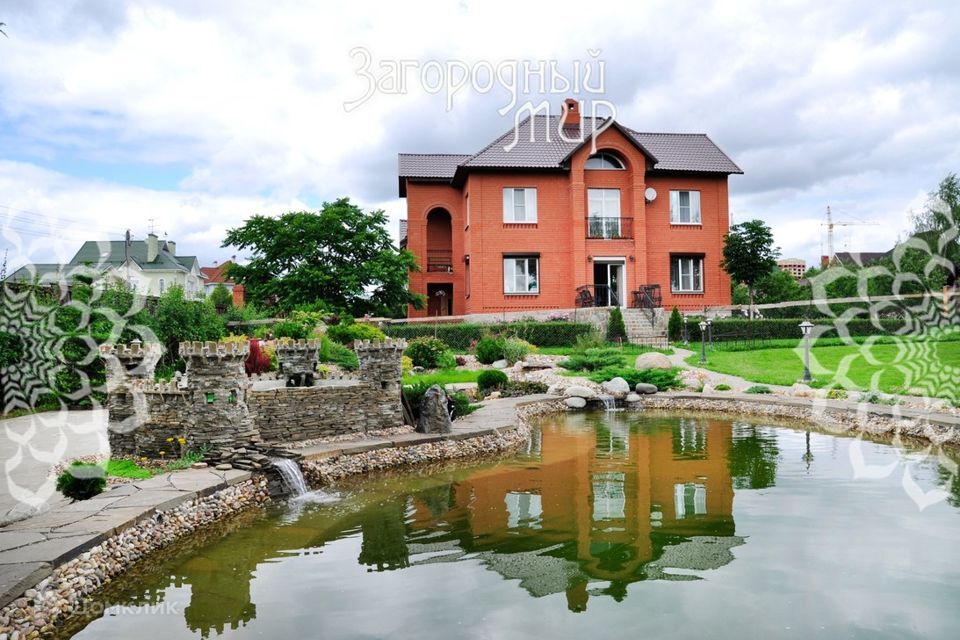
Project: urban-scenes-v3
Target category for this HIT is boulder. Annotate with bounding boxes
[635,382,658,395]
[789,383,815,398]
[635,352,673,370]
[519,355,555,370]
[492,359,509,369]
[565,385,595,399]
[601,377,631,398]
[417,384,452,434]
[565,396,587,409]
[625,392,642,403]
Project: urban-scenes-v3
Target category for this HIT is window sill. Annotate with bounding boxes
[503,221,538,228]
[671,290,705,295]
[670,222,703,226]
[504,292,540,297]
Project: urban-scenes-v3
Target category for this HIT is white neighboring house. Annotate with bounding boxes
[4,233,206,299]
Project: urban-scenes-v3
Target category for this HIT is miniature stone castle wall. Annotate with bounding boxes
[275,339,320,387]
[101,338,406,457]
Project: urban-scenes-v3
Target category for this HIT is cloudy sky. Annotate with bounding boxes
[1,0,958,273]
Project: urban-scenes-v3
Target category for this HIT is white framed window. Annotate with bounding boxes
[670,190,701,224]
[503,188,537,223]
[671,256,703,293]
[158,278,165,294]
[587,188,621,217]
[503,256,539,294]
[585,152,624,169]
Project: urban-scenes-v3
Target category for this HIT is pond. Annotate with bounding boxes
[59,411,960,639]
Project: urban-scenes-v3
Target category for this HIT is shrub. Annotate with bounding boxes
[449,391,478,418]
[384,321,595,349]
[858,391,900,405]
[455,355,467,367]
[56,461,107,500]
[559,348,625,372]
[401,355,413,377]
[405,337,452,369]
[477,369,509,394]
[326,320,386,345]
[573,331,606,352]
[685,318,909,343]
[745,385,772,394]
[318,335,359,370]
[668,307,683,342]
[825,388,848,400]
[713,383,732,391]
[245,339,272,375]
[403,383,476,420]
[499,381,549,397]
[273,319,311,340]
[502,337,535,364]
[586,367,682,391]
[475,336,506,364]
[606,308,627,342]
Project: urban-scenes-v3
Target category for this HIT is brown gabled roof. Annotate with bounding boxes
[200,260,236,285]
[398,113,742,196]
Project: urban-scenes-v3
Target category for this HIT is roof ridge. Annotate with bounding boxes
[398,152,472,157]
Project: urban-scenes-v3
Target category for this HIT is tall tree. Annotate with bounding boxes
[223,198,423,316]
[721,219,780,316]
[910,173,959,288]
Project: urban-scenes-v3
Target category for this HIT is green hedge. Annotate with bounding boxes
[686,318,911,342]
[383,321,595,350]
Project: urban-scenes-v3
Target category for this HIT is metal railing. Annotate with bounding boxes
[631,284,661,328]
[586,217,633,239]
[426,250,453,273]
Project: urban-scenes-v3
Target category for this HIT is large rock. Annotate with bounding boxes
[564,396,587,409]
[635,383,658,395]
[635,352,673,370]
[565,385,596,399]
[602,377,631,398]
[492,359,509,369]
[625,392,642,403]
[417,384,452,434]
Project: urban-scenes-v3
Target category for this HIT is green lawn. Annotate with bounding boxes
[537,344,673,357]
[403,369,483,386]
[687,340,959,398]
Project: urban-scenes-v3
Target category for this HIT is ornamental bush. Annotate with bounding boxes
[586,367,682,391]
[606,308,628,342]
[667,307,683,341]
[477,369,509,394]
[502,337,535,364]
[558,348,625,372]
[475,336,506,364]
[56,461,107,501]
[405,337,452,369]
[326,319,385,345]
[318,335,359,370]
[384,321,595,349]
[685,318,908,342]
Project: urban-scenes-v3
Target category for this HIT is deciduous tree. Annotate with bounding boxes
[722,220,780,317]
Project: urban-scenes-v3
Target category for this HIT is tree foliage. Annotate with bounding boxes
[910,173,959,287]
[208,283,233,312]
[722,219,780,314]
[223,199,424,317]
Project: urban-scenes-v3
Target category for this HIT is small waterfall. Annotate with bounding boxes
[597,394,619,411]
[272,458,308,497]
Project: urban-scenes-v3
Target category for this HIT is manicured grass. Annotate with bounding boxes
[106,459,153,479]
[688,340,959,398]
[538,344,673,357]
[403,369,483,386]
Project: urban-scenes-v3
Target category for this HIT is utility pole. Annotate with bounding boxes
[125,229,132,291]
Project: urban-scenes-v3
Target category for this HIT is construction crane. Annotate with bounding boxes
[821,206,878,265]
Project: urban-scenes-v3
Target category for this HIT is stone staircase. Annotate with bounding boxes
[622,307,669,348]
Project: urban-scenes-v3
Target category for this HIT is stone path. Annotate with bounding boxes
[0,409,110,527]
[667,346,793,392]
[296,394,555,461]
[0,467,250,608]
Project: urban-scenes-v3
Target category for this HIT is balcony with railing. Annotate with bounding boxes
[426,250,453,273]
[586,217,633,240]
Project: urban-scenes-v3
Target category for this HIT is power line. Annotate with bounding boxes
[0,204,129,233]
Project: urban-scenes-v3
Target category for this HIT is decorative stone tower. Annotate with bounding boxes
[276,338,320,387]
[179,341,258,449]
[99,340,162,456]
[354,338,405,426]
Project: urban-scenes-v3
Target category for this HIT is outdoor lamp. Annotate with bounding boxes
[799,321,814,383]
[698,320,708,364]
[682,314,689,345]
[705,318,713,349]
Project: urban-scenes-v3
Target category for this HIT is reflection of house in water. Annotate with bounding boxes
[405,414,743,611]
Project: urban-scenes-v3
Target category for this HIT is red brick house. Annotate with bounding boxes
[200,260,245,308]
[398,99,742,318]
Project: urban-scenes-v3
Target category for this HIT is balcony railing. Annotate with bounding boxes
[586,217,633,239]
[426,250,453,273]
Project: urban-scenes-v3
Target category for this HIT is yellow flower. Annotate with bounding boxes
[177,437,186,445]
[165,437,174,442]
[159,451,166,457]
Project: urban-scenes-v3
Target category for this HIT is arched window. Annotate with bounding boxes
[585,152,625,170]
[158,278,165,294]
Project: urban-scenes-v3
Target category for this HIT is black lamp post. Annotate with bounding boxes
[706,318,713,350]
[799,320,813,383]
[682,314,689,345]
[698,320,707,364]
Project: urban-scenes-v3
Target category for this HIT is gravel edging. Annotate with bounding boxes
[302,399,564,485]
[635,394,960,445]
[0,476,270,639]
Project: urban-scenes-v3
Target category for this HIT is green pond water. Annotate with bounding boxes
[61,411,960,639]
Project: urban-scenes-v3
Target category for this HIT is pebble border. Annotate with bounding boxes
[634,395,960,446]
[0,476,270,639]
[302,400,564,485]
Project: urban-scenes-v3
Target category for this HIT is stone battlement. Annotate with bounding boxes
[275,338,320,351]
[354,338,407,351]
[99,341,163,360]
[178,341,250,358]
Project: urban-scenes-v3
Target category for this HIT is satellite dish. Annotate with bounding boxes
[644,187,657,202]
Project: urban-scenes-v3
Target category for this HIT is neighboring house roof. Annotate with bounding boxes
[3,237,201,285]
[200,261,236,286]
[834,251,891,266]
[398,114,742,195]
